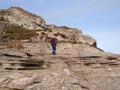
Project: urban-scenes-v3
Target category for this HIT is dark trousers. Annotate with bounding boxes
[51,44,56,54]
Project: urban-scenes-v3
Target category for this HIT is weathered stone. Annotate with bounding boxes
[7,7,46,30]
[0,49,28,58]
[8,76,38,90]
[0,6,120,90]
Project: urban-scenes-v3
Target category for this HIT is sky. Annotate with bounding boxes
[0,0,120,54]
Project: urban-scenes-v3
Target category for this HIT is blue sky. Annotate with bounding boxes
[0,0,120,54]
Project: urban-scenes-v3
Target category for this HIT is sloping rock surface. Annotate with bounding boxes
[0,48,120,90]
[0,7,120,90]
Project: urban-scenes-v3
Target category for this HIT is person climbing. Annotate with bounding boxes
[51,37,57,55]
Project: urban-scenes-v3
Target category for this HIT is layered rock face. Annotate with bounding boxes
[0,48,120,90]
[0,7,46,30]
[0,7,120,90]
[0,7,102,56]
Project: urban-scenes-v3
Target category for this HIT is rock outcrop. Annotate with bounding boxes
[0,7,46,30]
[0,7,103,56]
[0,48,120,90]
[0,7,120,90]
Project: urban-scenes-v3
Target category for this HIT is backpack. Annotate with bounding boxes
[51,38,57,45]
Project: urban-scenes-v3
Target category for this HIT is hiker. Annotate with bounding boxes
[51,37,57,55]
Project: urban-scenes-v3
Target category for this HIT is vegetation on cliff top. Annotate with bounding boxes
[1,25,37,40]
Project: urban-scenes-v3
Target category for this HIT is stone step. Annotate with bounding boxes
[0,59,47,70]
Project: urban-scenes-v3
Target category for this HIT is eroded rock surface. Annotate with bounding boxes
[0,7,120,90]
[0,48,120,90]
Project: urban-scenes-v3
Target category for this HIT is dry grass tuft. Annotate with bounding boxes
[0,40,23,49]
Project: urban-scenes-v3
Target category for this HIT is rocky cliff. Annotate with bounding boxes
[0,7,103,56]
[0,7,45,30]
[0,7,120,90]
